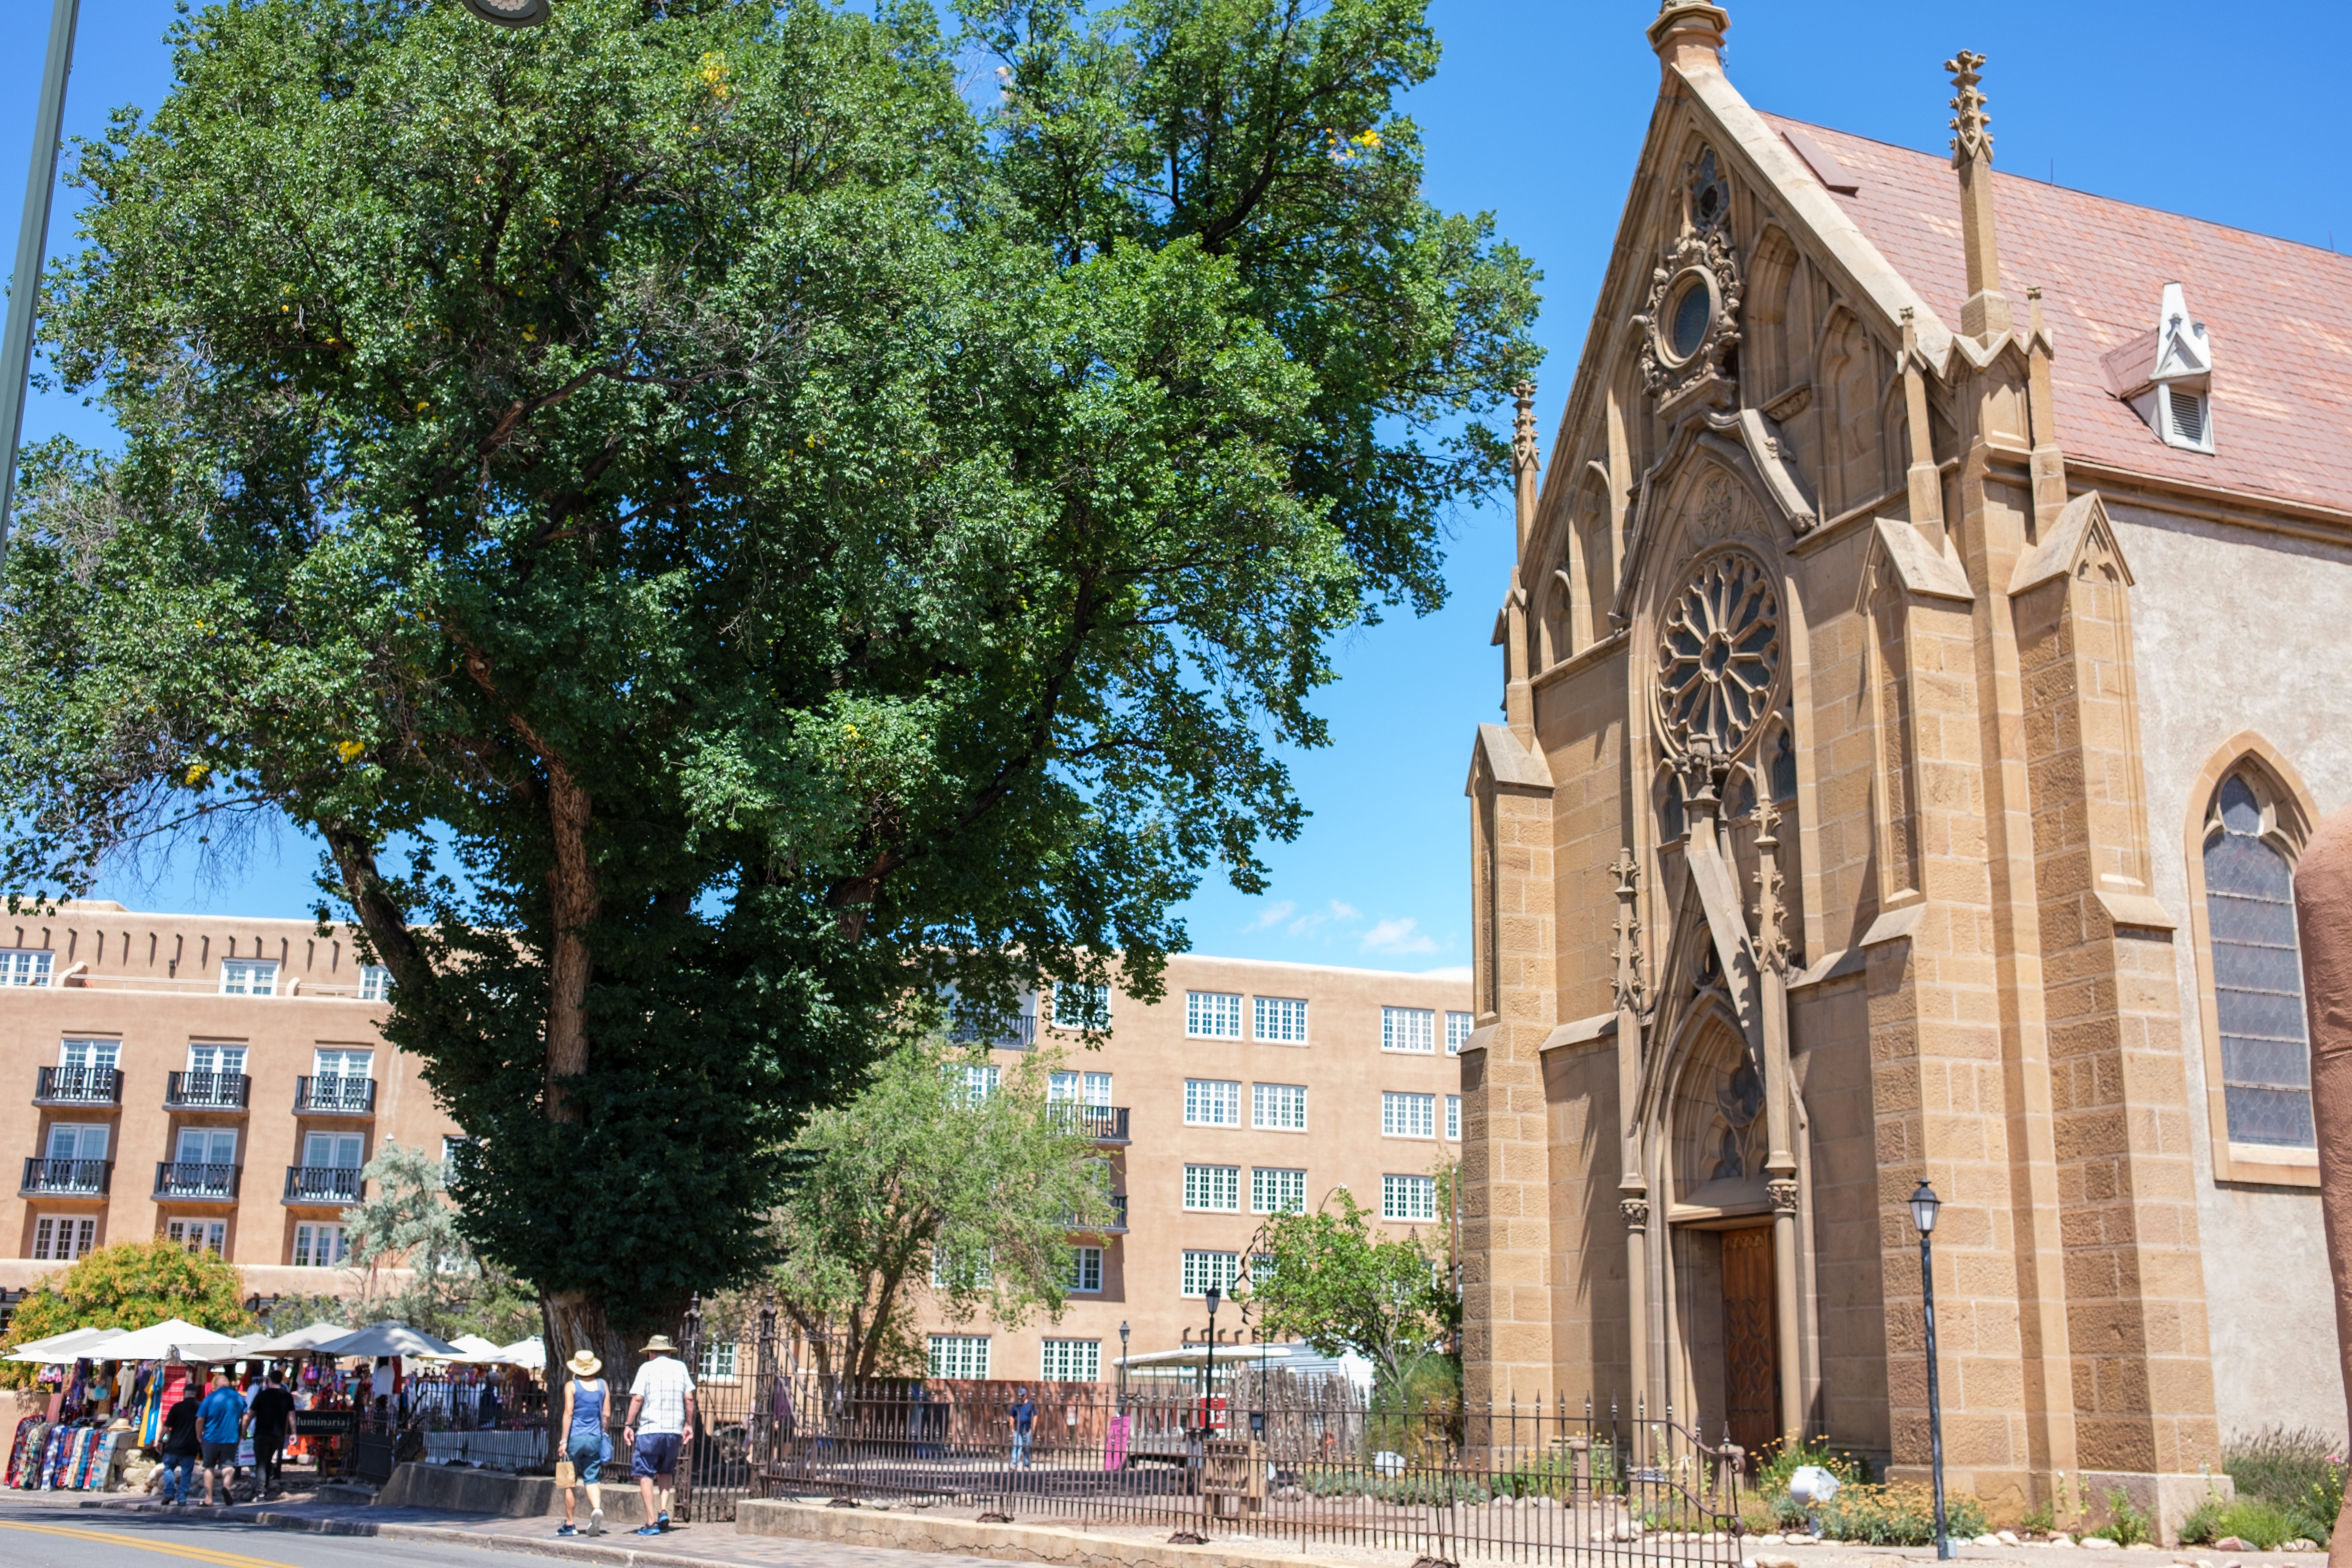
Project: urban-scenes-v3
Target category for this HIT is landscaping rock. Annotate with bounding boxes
[2283,1542,2319,1554]
[1975,1535,2003,1547]
[2213,1539,2254,1553]
[2050,1536,2077,1548]
[2084,1538,2120,1550]
[1998,1531,2022,1546]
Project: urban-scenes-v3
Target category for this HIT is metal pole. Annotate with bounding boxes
[1922,1230,1951,1560]
[0,0,81,558]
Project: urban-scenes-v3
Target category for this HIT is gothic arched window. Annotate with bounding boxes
[2202,773,2313,1149]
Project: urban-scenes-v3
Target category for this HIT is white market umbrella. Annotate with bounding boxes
[98,1318,242,1362]
[318,1320,462,1359]
[446,1334,504,1359]
[5,1326,126,1363]
[495,1336,545,1370]
[245,1321,356,1355]
[181,1332,279,1363]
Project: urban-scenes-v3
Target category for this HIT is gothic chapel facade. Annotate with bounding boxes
[1460,3,2350,1536]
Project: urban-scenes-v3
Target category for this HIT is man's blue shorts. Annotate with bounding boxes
[631,1432,681,1479]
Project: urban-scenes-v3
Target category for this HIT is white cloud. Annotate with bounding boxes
[1359,917,1438,956]
[1417,965,1473,982]
[1328,900,1361,921]
[1243,899,1297,933]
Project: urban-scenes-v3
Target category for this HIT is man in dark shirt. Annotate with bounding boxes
[245,1369,296,1497]
[158,1382,202,1505]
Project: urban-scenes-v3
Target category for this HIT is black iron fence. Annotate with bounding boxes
[674,1300,1750,1562]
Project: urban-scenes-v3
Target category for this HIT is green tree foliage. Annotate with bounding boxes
[1247,1188,1448,1389]
[343,1142,541,1344]
[0,1240,255,1389]
[258,1294,356,1335]
[770,1039,1114,1380]
[0,0,1538,1367]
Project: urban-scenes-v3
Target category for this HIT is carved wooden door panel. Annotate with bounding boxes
[1720,1226,1778,1463]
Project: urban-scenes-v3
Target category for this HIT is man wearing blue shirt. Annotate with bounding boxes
[196,1366,247,1505]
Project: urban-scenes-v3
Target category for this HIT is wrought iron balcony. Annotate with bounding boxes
[1047,1102,1131,1144]
[34,1066,121,1107]
[1067,1194,1129,1234]
[283,1165,364,1205]
[948,1012,1036,1049]
[165,1070,251,1112]
[293,1075,377,1115]
[154,1161,241,1200]
[21,1157,112,1197]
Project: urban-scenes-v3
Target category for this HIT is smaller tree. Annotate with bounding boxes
[343,1142,539,1344]
[1247,1190,1449,1393]
[1,1240,254,1387]
[772,1039,1113,1381]
[259,1293,355,1335]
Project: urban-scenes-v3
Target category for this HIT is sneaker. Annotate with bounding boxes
[657,1512,671,1533]
[588,1508,603,1536]
[556,1524,578,1536]
[634,1525,663,1537]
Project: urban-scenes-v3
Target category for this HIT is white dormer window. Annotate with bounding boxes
[2109,280,2214,454]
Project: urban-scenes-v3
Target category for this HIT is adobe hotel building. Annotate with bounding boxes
[1460,1,2350,1539]
[0,902,459,1303]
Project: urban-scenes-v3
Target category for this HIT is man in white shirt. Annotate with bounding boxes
[621,1334,696,1534]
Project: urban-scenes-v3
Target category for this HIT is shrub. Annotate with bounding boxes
[2222,1427,2346,1545]
[1815,1482,1988,1546]
[2180,1497,2310,1550]
[2102,1488,2155,1547]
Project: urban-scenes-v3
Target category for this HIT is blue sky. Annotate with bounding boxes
[1,2,2342,973]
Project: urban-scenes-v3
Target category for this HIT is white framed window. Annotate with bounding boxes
[165,1219,226,1256]
[1041,1339,1100,1383]
[293,1223,348,1268]
[1251,1167,1306,1215]
[174,1127,239,1168]
[1382,1091,1435,1139]
[1066,1246,1103,1293]
[1446,1095,1461,1141]
[441,1135,473,1167]
[303,1131,364,1168]
[698,1341,740,1381]
[60,1038,120,1073]
[1180,1250,1241,1298]
[931,1247,994,1291]
[314,1048,373,1080]
[32,1216,95,1261]
[357,965,392,1002]
[1252,1081,1308,1130]
[1184,1164,1240,1212]
[1382,1174,1438,1222]
[1049,1070,1113,1106]
[45,1123,109,1162]
[220,959,279,997]
[944,1061,999,1103]
[1184,1079,1240,1126]
[1382,1007,1435,1053]
[927,1334,990,1380]
[1446,1012,1473,1054]
[1254,995,1308,1043]
[1,949,54,986]
[1052,983,1110,1030]
[1186,991,1243,1040]
[186,1043,246,1078]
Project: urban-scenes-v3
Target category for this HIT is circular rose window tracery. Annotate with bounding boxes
[1656,549,1783,761]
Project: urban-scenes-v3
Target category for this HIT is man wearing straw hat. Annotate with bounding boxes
[620,1334,695,1535]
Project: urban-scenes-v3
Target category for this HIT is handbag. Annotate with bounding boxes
[555,1458,577,1487]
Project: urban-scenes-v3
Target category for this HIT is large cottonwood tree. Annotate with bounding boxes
[0,0,1536,1380]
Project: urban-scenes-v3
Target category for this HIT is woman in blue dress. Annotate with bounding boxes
[557,1349,611,1536]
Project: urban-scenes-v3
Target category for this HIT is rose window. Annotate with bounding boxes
[1656,550,1782,759]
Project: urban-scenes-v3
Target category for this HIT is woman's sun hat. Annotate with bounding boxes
[567,1349,603,1377]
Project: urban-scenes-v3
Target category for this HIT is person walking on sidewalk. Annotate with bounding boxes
[245,1368,296,1498]
[196,1365,247,1505]
[1009,1387,1037,1469]
[158,1372,202,1505]
[556,1349,612,1537]
[621,1334,695,1536]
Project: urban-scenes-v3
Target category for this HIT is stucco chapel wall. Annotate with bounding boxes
[2110,498,2352,1441]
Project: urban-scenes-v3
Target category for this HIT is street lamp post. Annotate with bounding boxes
[1910,1180,1952,1562]
[1200,1285,1222,1537]
[1118,1320,1130,1407]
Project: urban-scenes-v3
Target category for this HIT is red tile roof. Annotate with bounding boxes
[1758,114,2352,518]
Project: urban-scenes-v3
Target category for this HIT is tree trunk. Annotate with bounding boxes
[542,762,599,1121]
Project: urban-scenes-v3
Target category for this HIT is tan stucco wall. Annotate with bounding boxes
[2112,499,2352,1441]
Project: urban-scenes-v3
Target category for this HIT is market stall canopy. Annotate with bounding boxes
[495,1336,545,1370]
[181,1332,281,1363]
[5,1325,126,1363]
[97,1319,243,1361]
[446,1334,505,1359]
[318,1320,462,1359]
[245,1321,357,1355]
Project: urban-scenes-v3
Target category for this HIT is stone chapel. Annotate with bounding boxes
[1458,2,2352,1536]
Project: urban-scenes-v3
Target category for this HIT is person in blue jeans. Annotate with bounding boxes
[556,1349,611,1537]
[1009,1388,1036,1468]
[196,1366,248,1505]
[157,1383,202,1504]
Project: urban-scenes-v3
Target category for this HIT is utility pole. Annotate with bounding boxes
[0,0,81,560]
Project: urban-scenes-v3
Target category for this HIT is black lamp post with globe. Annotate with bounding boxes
[1911,1180,1953,1562]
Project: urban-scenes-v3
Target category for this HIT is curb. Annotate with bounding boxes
[253,1512,736,1568]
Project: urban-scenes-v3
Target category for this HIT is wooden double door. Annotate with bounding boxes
[1720,1226,1779,1461]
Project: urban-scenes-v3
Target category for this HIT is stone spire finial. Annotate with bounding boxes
[1752,794,1791,977]
[1648,3,1730,84]
[1945,50,1992,169]
[1511,382,1539,476]
[1610,849,1648,1016]
[1943,49,2011,340]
